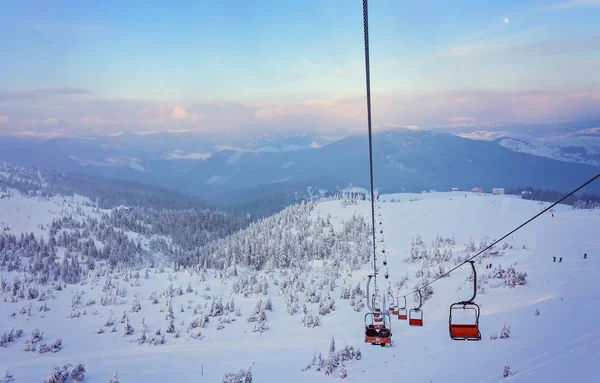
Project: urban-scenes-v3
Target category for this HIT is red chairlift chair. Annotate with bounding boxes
[397,296,407,320]
[449,261,482,341]
[365,311,392,347]
[409,290,423,326]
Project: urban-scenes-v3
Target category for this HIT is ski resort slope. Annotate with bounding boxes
[0,191,599,382]
[323,192,600,382]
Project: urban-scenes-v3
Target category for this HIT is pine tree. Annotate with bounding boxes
[329,336,335,353]
[244,363,254,383]
[122,315,133,336]
[108,373,119,383]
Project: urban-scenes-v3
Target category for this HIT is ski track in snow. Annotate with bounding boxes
[1,191,600,382]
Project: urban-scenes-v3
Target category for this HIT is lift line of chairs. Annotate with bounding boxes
[365,261,481,346]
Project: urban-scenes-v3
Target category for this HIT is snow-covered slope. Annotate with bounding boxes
[1,191,599,382]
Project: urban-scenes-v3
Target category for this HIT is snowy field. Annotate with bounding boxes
[1,191,599,382]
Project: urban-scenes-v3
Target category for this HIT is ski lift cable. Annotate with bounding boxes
[362,0,378,292]
[401,172,600,299]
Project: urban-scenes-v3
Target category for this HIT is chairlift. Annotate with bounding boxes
[392,296,399,316]
[449,261,481,340]
[365,312,392,346]
[398,296,407,320]
[409,290,423,326]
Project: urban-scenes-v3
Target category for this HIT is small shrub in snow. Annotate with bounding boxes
[189,331,204,340]
[339,367,348,379]
[104,317,115,327]
[252,319,269,334]
[147,334,165,345]
[24,329,44,351]
[301,311,321,328]
[37,338,63,353]
[95,327,104,334]
[304,340,361,377]
[0,328,23,348]
[353,299,365,312]
[108,373,119,383]
[43,364,71,383]
[70,363,86,382]
[503,361,511,377]
[137,318,148,344]
[263,296,273,311]
[221,363,254,383]
[129,299,141,313]
[535,309,540,316]
[1,370,15,383]
[500,324,511,339]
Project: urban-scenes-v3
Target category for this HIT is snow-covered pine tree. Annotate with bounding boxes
[122,315,134,336]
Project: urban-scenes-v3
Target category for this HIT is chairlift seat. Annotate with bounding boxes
[409,308,423,326]
[449,324,481,340]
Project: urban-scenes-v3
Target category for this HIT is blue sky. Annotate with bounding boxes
[0,0,599,137]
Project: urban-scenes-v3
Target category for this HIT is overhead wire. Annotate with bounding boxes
[362,0,378,292]
[401,172,600,298]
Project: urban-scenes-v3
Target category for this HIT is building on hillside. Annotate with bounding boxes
[521,190,533,199]
[492,188,505,195]
[451,188,459,192]
[470,187,483,193]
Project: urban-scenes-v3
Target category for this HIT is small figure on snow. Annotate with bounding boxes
[553,257,556,263]
[559,257,562,263]
[584,253,587,259]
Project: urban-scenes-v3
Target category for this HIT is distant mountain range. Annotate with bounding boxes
[456,120,600,167]
[1,126,599,211]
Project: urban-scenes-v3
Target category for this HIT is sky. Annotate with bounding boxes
[0,0,599,138]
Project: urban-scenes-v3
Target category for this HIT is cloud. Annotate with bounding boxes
[504,17,510,24]
[302,58,313,65]
[1,88,599,138]
[507,34,600,55]
[0,87,92,102]
[43,118,58,125]
[81,115,102,126]
[550,0,600,9]
[334,69,349,77]
[171,106,188,120]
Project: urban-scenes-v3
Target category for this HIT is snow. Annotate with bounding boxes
[1,191,600,382]
[0,190,99,238]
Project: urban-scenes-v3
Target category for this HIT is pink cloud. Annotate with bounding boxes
[1,89,599,137]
